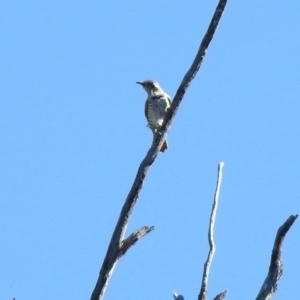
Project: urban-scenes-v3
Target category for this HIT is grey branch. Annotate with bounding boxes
[173,291,185,300]
[212,290,228,300]
[120,226,155,256]
[90,1,227,299]
[198,162,225,300]
[153,0,227,155]
[255,214,298,300]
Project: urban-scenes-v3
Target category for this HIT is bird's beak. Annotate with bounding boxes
[136,81,143,85]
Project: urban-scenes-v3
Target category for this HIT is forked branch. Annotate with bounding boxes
[90,1,227,299]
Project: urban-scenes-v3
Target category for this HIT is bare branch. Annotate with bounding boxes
[198,162,225,300]
[90,1,227,299]
[255,214,298,300]
[213,290,228,300]
[120,226,155,257]
[154,0,228,154]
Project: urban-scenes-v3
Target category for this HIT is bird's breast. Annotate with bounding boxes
[146,96,170,129]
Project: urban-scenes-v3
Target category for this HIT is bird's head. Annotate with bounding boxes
[136,80,162,95]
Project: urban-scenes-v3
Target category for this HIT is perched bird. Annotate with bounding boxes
[137,80,172,152]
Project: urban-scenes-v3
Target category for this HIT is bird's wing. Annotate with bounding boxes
[144,98,149,120]
[167,95,172,106]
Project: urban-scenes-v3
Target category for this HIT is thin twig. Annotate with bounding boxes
[198,162,225,300]
[255,214,298,300]
[90,1,227,299]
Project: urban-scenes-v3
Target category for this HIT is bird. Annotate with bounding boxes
[137,80,172,152]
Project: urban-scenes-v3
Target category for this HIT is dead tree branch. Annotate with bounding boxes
[119,226,154,256]
[198,162,225,300]
[154,0,228,156]
[212,290,228,300]
[90,1,227,299]
[255,214,298,300]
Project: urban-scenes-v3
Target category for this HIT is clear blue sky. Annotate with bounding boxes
[1,1,299,299]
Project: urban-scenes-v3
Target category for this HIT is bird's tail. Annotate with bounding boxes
[153,134,168,152]
[160,139,168,152]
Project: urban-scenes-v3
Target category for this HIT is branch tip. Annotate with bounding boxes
[173,291,185,300]
[198,161,225,300]
[213,290,228,300]
[255,214,298,300]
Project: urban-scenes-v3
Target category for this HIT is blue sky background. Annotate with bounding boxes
[1,1,299,299]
